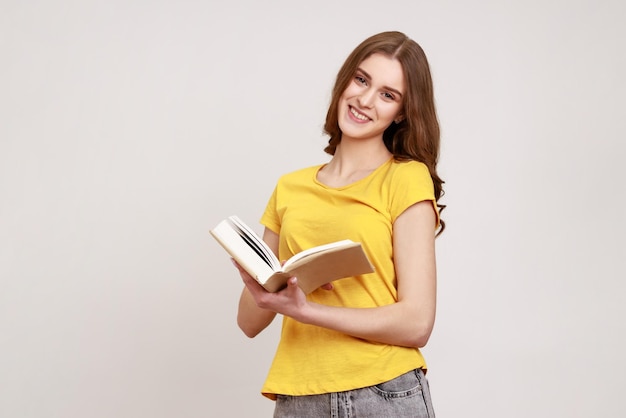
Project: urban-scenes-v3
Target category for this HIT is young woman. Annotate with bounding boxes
[233,31,445,418]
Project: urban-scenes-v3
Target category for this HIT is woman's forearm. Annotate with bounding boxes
[237,288,277,338]
[297,298,435,348]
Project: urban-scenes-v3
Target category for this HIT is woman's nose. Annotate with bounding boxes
[358,89,375,108]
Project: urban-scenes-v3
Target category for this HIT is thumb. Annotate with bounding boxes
[286,276,302,295]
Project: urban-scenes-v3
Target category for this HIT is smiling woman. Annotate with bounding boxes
[336,54,405,144]
[232,31,444,418]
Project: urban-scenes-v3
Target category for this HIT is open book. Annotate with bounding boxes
[210,215,375,294]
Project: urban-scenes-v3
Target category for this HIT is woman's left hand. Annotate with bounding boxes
[237,263,310,322]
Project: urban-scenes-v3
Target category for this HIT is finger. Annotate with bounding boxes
[231,258,243,271]
[234,263,266,293]
[285,277,301,296]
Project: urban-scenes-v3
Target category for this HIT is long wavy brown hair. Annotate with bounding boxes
[323,31,446,234]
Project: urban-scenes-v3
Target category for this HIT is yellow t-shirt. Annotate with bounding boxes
[259,158,438,400]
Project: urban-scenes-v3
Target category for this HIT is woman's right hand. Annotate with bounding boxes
[234,259,310,323]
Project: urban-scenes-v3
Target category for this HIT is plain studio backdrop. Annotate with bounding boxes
[1,1,624,417]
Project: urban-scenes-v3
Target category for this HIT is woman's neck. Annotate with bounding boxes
[318,139,392,187]
[332,136,391,168]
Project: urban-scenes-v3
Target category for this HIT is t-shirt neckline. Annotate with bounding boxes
[313,157,393,190]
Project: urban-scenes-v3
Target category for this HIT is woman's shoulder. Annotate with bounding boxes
[388,159,430,178]
[384,159,434,194]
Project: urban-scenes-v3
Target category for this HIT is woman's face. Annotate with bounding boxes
[337,53,405,142]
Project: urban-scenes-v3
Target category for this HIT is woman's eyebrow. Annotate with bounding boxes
[356,67,404,98]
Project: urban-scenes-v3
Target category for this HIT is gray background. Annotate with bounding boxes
[1,1,624,417]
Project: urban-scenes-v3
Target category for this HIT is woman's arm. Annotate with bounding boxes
[236,228,279,338]
[240,200,437,348]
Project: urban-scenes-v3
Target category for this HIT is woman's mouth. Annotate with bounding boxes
[349,106,370,122]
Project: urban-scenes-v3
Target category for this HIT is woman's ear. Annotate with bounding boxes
[394,115,404,124]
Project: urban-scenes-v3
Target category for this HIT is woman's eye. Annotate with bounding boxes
[383,92,395,100]
[355,76,367,85]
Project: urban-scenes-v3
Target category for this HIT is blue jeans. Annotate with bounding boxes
[273,368,435,417]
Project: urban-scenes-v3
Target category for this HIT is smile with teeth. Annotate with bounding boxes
[350,106,370,121]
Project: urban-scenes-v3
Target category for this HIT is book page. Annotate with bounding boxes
[210,219,278,283]
[228,216,280,271]
[281,243,375,294]
[282,240,355,270]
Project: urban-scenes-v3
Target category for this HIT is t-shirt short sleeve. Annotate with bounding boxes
[388,161,439,225]
[260,184,281,234]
